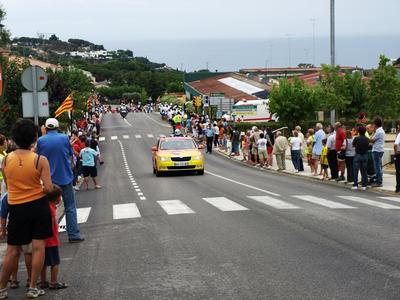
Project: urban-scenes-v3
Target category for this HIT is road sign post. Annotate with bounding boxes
[21,66,48,124]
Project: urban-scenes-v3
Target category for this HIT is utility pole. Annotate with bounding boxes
[330,0,336,124]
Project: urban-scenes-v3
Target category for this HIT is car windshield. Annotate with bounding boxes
[160,140,197,150]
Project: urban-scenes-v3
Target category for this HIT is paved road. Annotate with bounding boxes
[19,112,400,299]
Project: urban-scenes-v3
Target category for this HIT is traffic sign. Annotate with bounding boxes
[22,91,49,118]
[21,66,48,91]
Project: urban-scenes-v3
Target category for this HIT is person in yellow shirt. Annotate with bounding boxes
[320,139,329,180]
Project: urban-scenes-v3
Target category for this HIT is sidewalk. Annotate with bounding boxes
[212,146,398,195]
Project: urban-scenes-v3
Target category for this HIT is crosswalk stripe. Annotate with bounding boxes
[123,135,130,139]
[157,200,195,215]
[203,197,249,211]
[338,196,400,209]
[111,136,118,140]
[59,207,92,232]
[135,134,142,139]
[292,195,355,209]
[247,196,300,209]
[99,137,106,142]
[147,134,154,138]
[113,203,141,219]
[379,197,400,204]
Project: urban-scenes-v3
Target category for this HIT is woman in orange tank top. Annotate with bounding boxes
[0,119,54,298]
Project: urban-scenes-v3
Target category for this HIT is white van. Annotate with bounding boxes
[232,99,277,122]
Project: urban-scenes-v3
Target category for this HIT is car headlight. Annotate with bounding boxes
[193,155,202,160]
[160,156,170,162]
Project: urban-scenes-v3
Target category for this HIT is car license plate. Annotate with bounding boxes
[174,162,189,167]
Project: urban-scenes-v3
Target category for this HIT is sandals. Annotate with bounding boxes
[38,281,49,289]
[26,288,45,299]
[95,185,102,189]
[9,280,19,289]
[49,282,68,290]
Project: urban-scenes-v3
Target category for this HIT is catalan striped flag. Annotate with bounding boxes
[55,94,73,118]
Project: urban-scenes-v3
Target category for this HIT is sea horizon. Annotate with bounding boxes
[104,34,400,72]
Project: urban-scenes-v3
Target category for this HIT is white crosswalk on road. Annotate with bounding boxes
[113,203,141,219]
[337,196,400,209]
[292,195,356,209]
[157,200,195,215]
[99,137,106,142]
[203,197,249,211]
[379,197,400,204]
[67,194,400,227]
[111,136,118,140]
[247,196,300,209]
[59,207,92,232]
[122,135,130,139]
[134,134,142,139]
[147,134,154,138]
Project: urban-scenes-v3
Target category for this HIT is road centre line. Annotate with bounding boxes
[204,171,280,197]
[123,118,132,127]
[144,113,171,128]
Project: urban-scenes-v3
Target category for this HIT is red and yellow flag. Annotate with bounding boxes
[55,95,73,118]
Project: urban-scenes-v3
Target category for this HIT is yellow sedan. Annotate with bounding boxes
[152,137,205,176]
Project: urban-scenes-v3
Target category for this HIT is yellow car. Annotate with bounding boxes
[152,136,205,176]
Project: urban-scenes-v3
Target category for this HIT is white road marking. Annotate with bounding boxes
[147,134,154,138]
[140,197,146,201]
[157,200,195,215]
[248,196,300,209]
[99,137,106,142]
[338,196,400,209]
[205,171,280,196]
[144,113,170,128]
[123,135,130,139]
[135,188,141,192]
[124,118,132,127]
[203,197,249,211]
[137,192,144,196]
[379,197,400,204]
[111,136,118,140]
[113,203,141,219]
[59,207,92,232]
[135,134,142,139]
[292,195,355,209]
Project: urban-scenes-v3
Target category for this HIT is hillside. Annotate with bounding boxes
[10,34,184,101]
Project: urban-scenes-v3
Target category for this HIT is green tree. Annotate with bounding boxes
[0,58,29,134]
[316,65,349,116]
[0,5,10,48]
[269,77,317,126]
[367,55,400,119]
[342,71,369,119]
[46,67,94,120]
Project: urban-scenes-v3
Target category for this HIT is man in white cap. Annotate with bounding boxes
[37,118,84,243]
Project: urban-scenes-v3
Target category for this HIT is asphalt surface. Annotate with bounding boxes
[12,112,400,299]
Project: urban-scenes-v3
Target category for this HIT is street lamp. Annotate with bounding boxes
[330,0,336,123]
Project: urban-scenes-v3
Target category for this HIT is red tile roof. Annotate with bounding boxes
[188,74,258,101]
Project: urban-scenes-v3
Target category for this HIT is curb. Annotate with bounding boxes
[212,148,398,197]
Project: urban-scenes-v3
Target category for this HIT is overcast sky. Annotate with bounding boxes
[2,0,399,44]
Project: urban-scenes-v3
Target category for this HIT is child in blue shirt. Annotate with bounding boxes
[80,140,101,190]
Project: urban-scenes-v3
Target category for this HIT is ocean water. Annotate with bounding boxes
[106,35,400,72]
